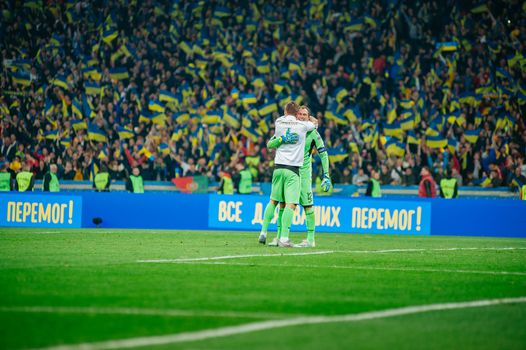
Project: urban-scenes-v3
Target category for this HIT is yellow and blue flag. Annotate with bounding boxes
[464,129,480,143]
[148,100,165,113]
[426,135,447,149]
[109,67,129,81]
[258,100,278,116]
[72,119,88,132]
[327,147,349,163]
[12,72,31,86]
[159,90,178,104]
[88,124,107,142]
[102,28,118,44]
[223,109,240,129]
[241,93,257,104]
[84,82,101,95]
[116,125,134,139]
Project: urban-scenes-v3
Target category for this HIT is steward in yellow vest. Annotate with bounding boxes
[218,171,234,194]
[43,164,60,192]
[93,165,111,192]
[126,167,144,193]
[0,163,12,191]
[439,169,458,199]
[16,165,34,192]
[365,170,382,197]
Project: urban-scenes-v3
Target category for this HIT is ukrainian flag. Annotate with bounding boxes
[12,72,31,86]
[84,82,101,95]
[178,41,192,55]
[256,60,270,74]
[385,139,405,158]
[158,143,170,156]
[173,112,190,124]
[149,100,165,113]
[407,131,420,145]
[204,97,216,109]
[258,101,278,116]
[203,111,221,124]
[82,94,95,118]
[151,112,166,126]
[327,147,349,163]
[496,68,512,81]
[102,28,118,44]
[241,126,259,142]
[399,99,414,109]
[325,109,347,125]
[288,60,301,72]
[223,109,240,128]
[425,127,440,137]
[241,93,257,104]
[44,99,53,116]
[448,138,458,153]
[435,41,459,52]
[159,90,178,104]
[72,120,87,132]
[52,75,68,90]
[400,114,415,130]
[72,99,82,118]
[343,106,361,122]
[45,129,59,140]
[82,67,102,81]
[88,124,107,142]
[334,87,348,103]
[426,135,447,149]
[139,110,152,124]
[383,123,404,138]
[171,126,184,141]
[109,67,129,81]
[464,129,480,143]
[344,19,364,32]
[60,137,71,148]
[274,80,286,94]
[116,125,134,139]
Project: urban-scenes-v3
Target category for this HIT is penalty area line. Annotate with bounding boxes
[137,250,335,263]
[32,296,526,350]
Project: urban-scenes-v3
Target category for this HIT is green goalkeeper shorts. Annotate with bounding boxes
[270,167,300,204]
[299,171,313,207]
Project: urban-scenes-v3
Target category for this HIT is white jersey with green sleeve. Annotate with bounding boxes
[274,115,316,167]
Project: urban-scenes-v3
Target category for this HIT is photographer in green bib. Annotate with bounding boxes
[43,164,60,192]
[365,169,382,197]
[0,162,12,191]
[439,168,458,199]
[15,164,34,192]
[126,167,144,193]
[93,164,111,192]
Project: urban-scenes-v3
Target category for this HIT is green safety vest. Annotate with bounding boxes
[16,171,33,192]
[130,175,144,193]
[521,185,526,201]
[239,169,253,194]
[245,156,259,178]
[0,172,11,191]
[221,176,234,194]
[45,172,60,192]
[440,178,457,199]
[94,172,109,191]
[371,178,381,198]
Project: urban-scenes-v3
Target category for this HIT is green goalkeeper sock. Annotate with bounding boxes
[276,207,284,239]
[305,208,315,243]
[280,207,294,240]
[261,202,276,234]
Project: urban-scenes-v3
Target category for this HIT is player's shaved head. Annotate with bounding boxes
[284,101,299,116]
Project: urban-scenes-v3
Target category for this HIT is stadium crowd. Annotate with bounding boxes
[0,0,525,191]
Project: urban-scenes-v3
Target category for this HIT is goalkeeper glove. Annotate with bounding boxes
[321,173,331,192]
[280,128,299,144]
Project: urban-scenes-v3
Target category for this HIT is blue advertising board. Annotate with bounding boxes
[0,193,82,228]
[208,194,431,235]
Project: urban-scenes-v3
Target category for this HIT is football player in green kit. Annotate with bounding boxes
[263,105,331,247]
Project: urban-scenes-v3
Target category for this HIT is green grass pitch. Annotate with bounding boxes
[1,228,525,349]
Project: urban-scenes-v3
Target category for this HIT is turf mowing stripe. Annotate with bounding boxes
[175,261,526,276]
[0,306,298,320]
[136,250,335,263]
[31,296,526,350]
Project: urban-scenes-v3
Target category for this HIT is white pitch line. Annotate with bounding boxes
[32,296,526,350]
[0,306,297,320]
[137,250,335,263]
[175,261,526,277]
[333,247,526,254]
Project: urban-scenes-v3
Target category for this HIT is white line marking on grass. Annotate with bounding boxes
[0,306,297,320]
[32,296,526,350]
[176,261,526,277]
[137,250,334,263]
[334,247,526,254]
